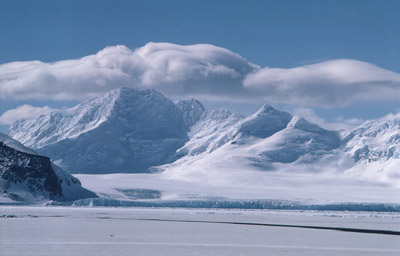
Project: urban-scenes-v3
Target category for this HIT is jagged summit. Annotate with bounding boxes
[174,99,205,127]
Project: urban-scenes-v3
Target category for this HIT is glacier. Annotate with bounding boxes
[71,197,400,212]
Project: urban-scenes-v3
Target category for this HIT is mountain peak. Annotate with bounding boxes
[9,87,190,174]
[287,116,332,134]
[238,104,292,138]
[255,104,275,114]
[103,87,165,106]
[174,99,205,127]
[116,86,159,97]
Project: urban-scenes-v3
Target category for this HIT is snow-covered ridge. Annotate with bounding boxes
[176,109,244,157]
[8,87,195,174]
[0,132,36,155]
[0,132,96,203]
[6,87,400,188]
[174,99,205,127]
[343,113,400,162]
[237,104,292,138]
[338,113,400,185]
[9,89,119,148]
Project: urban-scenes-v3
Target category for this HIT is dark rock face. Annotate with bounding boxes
[0,142,63,200]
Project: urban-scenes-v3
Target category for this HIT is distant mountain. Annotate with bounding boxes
[7,88,399,187]
[343,113,400,162]
[174,99,205,128]
[9,87,202,174]
[162,106,399,187]
[162,104,342,179]
[0,133,95,203]
[340,113,400,183]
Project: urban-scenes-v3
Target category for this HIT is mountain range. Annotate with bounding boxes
[7,87,400,187]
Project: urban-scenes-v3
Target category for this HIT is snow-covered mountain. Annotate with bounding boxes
[162,106,399,187]
[0,133,95,204]
[9,87,202,174]
[7,88,399,187]
[161,104,343,183]
[341,113,400,184]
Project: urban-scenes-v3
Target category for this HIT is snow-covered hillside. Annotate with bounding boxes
[0,133,95,204]
[7,88,400,188]
[341,113,400,184]
[9,87,195,174]
[161,105,343,183]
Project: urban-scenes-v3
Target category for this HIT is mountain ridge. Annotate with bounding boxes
[6,87,399,187]
[10,87,193,173]
[0,132,96,203]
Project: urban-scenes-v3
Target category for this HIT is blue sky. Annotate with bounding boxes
[2,0,400,70]
[0,0,399,132]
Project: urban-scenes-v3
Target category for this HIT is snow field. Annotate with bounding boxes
[1,206,399,256]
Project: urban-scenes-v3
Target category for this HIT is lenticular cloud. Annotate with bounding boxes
[244,59,400,107]
[0,42,399,107]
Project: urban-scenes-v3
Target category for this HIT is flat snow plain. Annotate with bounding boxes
[1,206,400,256]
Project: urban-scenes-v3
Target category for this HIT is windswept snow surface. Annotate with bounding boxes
[1,206,399,256]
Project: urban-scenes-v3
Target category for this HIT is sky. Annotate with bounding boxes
[0,0,399,132]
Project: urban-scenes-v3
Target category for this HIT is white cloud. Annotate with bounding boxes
[243,59,400,107]
[0,43,399,107]
[0,105,56,125]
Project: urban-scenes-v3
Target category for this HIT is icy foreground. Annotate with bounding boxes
[0,133,95,203]
[1,206,399,256]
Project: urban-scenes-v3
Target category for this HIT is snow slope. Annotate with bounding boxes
[156,104,399,188]
[9,87,196,174]
[7,87,400,191]
[0,133,95,204]
[0,132,36,155]
[161,104,343,184]
[341,113,400,184]
[176,109,244,157]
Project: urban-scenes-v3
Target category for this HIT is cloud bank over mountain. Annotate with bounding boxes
[1,43,399,107]
[0,105,56,125]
